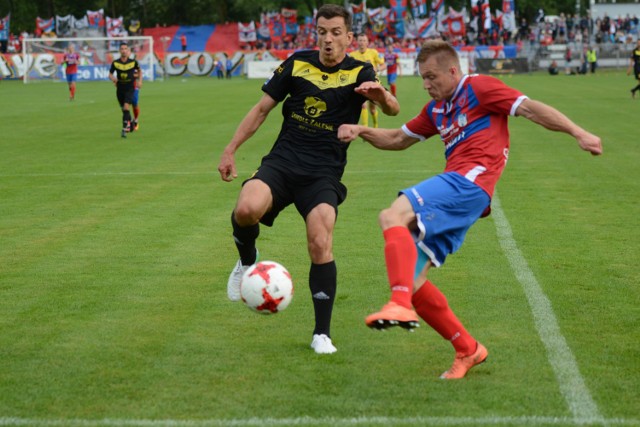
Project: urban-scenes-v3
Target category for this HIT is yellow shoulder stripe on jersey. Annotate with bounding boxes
[350,49,383,66]
[114,61,136,71]
[292,60,362,89]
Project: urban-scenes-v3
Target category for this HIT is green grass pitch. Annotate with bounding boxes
[0,70,638,426]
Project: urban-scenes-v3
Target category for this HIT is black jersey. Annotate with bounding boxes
[261,50,377,177]
[632,47,640,69]
[110,57,140,87]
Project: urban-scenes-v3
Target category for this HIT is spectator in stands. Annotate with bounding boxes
[217,4,399,355]
[180,34,187,52]
[517,18,530,42]
[558,13,567,42]
[548,60,559,75]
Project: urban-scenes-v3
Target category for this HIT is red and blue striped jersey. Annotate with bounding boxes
[402,74,527,197]
[63,52,80,74]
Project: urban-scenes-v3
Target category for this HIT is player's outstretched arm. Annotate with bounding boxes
[354,82,399,116]
[338,124,419,150]
[218,93,278,182]
[515,98,603,156]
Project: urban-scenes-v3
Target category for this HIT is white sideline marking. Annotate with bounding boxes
[491,192,603,424]
[0,416,638,426]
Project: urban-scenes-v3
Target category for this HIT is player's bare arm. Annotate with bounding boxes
[516,98,603,156]
[338,124,418,150]
[354,82,399,116]
[218,93,278,182]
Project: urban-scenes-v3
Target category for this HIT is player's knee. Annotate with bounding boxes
[233,204,262,226]
[306,235,333,264]
[378,207,403,229]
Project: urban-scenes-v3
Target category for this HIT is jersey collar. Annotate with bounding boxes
[445,74,468,114]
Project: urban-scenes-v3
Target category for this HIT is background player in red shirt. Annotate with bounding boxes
[384,43,400,97]
[338,40,602,379]
[63,44,80,101]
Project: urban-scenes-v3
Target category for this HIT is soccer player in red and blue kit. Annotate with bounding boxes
[338,40,602,379]
[63,44,80,101]
[384,43,399,97]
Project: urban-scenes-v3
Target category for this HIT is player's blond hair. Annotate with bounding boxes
[417,40,460,70]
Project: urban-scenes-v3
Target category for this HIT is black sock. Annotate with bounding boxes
[633,85,640,93]
[122,110,132,129]
[231,211,259,266]
[309,261,337,337]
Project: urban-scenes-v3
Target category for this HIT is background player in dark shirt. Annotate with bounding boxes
[217,4,400,355]
[109,42,142,138]
[627,40,640,99]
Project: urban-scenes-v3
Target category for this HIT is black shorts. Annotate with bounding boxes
[634,66,640,80]
[244,160,347,227]
[116,85,135,107]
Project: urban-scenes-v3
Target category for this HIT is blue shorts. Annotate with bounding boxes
[132,87,140,107]
[400,172,490,271]
[66,73,77,83]
[387,72,397,85]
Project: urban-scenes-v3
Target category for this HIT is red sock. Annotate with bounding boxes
[134,106,140,120]
[390,83,396,97]
[70,85,75,98]
[383,226,417,309]
[412,280,476,356]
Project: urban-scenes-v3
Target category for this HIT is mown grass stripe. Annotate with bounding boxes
[492,192,603,423]
[1,415,638,426]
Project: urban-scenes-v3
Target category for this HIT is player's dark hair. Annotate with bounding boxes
[316,4,352,32]
[119,41,129,48]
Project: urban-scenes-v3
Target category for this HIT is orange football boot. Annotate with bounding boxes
[365,301,420,331]
[440,343,488,379]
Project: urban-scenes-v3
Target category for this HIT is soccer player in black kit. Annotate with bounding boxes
[628,39,640,99]
[109,42,142,138]
[217,4,399,354]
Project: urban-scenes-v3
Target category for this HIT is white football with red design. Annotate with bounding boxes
[240,261,294,314]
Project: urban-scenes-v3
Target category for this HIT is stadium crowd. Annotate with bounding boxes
[3,9,640,56]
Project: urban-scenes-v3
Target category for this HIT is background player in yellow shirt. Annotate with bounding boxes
[350,33,385,127]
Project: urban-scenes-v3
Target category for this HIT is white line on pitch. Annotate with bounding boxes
[0,415,638,426]
[491,192,603,424]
